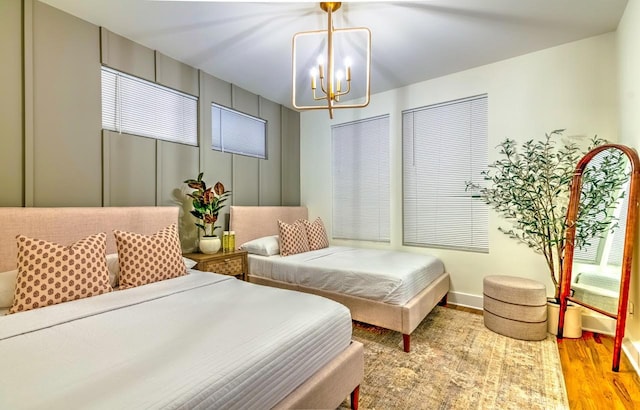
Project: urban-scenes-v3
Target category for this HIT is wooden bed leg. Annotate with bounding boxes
[438,293,448,306]
[403,334,411,352]
[350,385,360,410]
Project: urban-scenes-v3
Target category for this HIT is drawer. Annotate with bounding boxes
[200,257,243,276]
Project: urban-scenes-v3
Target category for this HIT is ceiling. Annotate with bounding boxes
[40,0,628,109]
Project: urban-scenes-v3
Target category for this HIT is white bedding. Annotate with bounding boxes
[249,246,445,305]
[0,270,352,409]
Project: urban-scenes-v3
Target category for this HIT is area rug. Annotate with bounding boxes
[341,307,569,410]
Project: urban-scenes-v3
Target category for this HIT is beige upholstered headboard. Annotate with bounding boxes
[0,207,179,272]
[230,206,308,248]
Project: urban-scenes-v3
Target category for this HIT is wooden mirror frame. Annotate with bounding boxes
[558,144,640,372]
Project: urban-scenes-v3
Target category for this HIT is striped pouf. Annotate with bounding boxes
[483,275,548,341]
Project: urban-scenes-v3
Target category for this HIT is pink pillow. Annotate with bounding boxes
[115,224,186,290]
[278,220,310,256]
[301,217,329,250]
[10,232,112,314]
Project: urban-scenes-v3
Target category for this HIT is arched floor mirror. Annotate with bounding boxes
[558,144,640,372]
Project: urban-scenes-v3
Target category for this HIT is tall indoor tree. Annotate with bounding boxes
[467,130,629,299]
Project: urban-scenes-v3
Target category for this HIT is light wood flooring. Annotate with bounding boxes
[448,304,640,409]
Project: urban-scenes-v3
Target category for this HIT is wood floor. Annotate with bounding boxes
[448,305,640,409]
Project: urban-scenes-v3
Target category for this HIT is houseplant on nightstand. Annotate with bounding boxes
[184,173,231,254]
[467,130,628,336]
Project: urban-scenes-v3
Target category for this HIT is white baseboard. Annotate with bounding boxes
[447,291,483,310]
[622,339,640,376]
[581,311,616,336]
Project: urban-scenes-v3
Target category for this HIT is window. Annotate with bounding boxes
[332,115,390,242]
[101,67,198,145]
[211,103,267,159]
[402,95,488,252]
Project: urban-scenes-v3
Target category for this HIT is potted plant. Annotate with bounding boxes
[184,173,231,254]
[467,130,628,336]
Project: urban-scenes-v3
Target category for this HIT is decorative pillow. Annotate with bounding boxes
[115,224,186,290]
[0,269,18,309]
[278,220,310,257]
[301,217,329,250]
[106,253,195,288]
[10,232,112,314]
[240,235,280,256]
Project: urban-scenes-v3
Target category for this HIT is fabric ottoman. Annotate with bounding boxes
[483,275,548,341]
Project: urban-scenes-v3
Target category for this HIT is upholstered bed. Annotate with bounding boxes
[0,207,363,409]
[230,206,450,352]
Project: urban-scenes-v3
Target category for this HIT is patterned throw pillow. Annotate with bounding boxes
[301,217,329,250]
[278,220,310,256]
[10,232,112,314]
[115,224,186,290]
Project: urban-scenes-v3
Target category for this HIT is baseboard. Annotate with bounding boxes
[581,311,616,336]
[448,291,483,310]
[622,339,640,376]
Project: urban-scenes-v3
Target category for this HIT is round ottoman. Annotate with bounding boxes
[483,275,548,341]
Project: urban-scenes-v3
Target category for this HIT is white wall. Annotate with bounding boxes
[300,33,618,306]
[617,0,640,369]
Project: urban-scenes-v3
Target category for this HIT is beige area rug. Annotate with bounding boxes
[341,307,569,410]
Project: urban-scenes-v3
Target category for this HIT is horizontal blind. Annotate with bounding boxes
[332,115,390,242]
[101,66,197,146]
[403,95,488,252]
[212,104,267,159]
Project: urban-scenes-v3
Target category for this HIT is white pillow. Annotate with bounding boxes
[240,235,280,256]
[0,269,18,309]
[106,253,197,288]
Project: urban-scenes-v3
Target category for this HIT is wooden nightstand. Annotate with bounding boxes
[183,250,248,281]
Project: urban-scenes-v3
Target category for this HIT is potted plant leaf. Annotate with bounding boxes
[467,130,629,336]
[184,173,231,254]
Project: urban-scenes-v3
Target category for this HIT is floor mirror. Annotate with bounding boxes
[558,144,640,372]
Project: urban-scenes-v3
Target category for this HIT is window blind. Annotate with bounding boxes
[402,95,488,252]
[101,67,198,146]
[332,115,390,242]
[212,103,267,159]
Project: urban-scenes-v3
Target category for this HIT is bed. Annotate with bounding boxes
[230,206,450,352]
[0,207,363,409]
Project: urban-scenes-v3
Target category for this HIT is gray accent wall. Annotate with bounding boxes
[1,0,301,251]
[0,0,23,206]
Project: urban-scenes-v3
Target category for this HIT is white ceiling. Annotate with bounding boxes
[40,0,628,109]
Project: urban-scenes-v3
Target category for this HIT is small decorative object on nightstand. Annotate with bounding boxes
[183,250,248,281]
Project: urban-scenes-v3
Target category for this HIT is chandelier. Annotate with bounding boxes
[292,2,371,119]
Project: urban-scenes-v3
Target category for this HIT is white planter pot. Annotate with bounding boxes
[199,237,221,254]
[547,301,583,338]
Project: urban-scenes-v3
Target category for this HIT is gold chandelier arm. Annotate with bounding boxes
[335,80,351,98]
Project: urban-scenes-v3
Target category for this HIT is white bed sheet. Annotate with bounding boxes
[249,246,445,305]
[0,270,352,410]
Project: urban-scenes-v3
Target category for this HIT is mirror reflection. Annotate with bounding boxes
[571,149,631,316]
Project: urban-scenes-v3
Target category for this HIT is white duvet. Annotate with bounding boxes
[0,271,352,409]
[249,246,445,305]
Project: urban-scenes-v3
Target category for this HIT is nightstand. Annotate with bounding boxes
[183,250,248,281]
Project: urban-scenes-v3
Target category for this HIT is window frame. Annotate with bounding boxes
[101,66,198,146]
[401,94,489,253]
[211,103,267,159]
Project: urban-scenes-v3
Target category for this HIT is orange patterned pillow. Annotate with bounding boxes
[278,220,310,256]
[115,224,186,290]
[301,217,329,250]
[10,232,112,314]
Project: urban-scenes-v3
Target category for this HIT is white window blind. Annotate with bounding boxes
[402,95,488,252]
[332,115,390,242]
[212,103,267,159]
[101,67,198,145]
